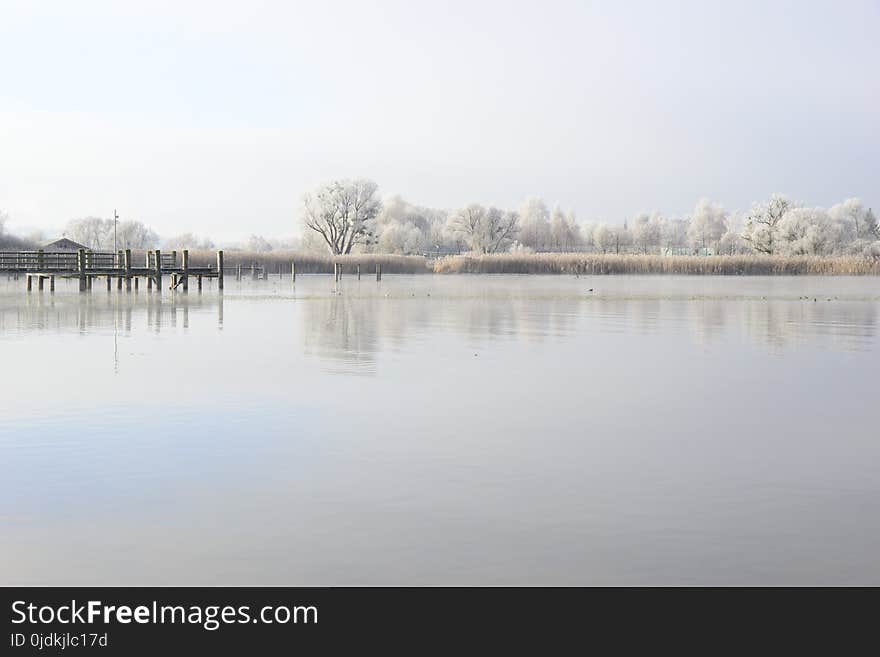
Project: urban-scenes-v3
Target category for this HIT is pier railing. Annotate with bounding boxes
[0,250,216,273]
[0,251,123,271]
[146,251,179,268]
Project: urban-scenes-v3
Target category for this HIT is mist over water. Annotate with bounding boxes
[2,275,879,585]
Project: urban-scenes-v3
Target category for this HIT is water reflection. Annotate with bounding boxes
[295,277,878,374]
[0,289,223,335]
[2,274,880,585]
[2,276,878,363]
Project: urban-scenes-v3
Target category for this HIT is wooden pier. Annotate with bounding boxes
[0,249,224,292]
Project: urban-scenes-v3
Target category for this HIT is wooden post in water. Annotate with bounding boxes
[26,275,32,292]
[154,248,162,291]
[106,275,111,291]
[49,276,55,292]
[148,275,153,291]
[376,263,382,281]
[77,249,87,292]
[124,249,132,291]
[236,263,242,281]
[182,249,190,292]
[134,277,139,291]
[197,275,202,291]
[357,264,361,280]
[291,261,296,283]
[278,263,282,280]
[217,250,224,291]
[38,276,44,291]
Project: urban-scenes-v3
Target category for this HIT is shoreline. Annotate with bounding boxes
[183,251,880,276]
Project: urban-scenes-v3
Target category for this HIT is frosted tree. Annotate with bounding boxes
[632,212,662,254]
[778,207,833,255]
[828,198,879,243]
[486,208,520,253]
[742,195,793,255]
[687,199,728,255]
[164,233,215,250]
[64,217,114,250]
[117,220,159,249]
[594,224,617,253]
[447,204,519,253]
[616,222,634,254]
[549,207,581,251]
[566,211,582,249]
[717,213,746,255]
[370,195,443,254]
[660,217,689,254]
[446,204,485,252]
[518,197,551,251]
[429,217,454,252]
[580,222,597,252]
[378,222,428,254]
[302,178,382,255]
[245,235,274,252]
[718,230,742,255]
[64,217,158,250]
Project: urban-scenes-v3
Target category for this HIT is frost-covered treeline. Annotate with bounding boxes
[298,180,879,257]
[741,196,879,256]
[1,187,876,257]
[162,232,216,250]
[61,217,159,250]
[570,197,877,257]
[297,180,579,256]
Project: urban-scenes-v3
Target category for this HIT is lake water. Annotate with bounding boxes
[1,274,879,585]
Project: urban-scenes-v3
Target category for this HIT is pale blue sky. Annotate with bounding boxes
[1,0,877,241]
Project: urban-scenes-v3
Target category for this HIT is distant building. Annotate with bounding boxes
[422,245,462,258]
[43,238,89,251]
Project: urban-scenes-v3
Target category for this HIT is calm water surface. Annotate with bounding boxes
[1,274,879,585]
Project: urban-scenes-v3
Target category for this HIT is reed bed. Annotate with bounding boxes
[431,253,880,275]
[186,250,432,274]
[180,250,880,275]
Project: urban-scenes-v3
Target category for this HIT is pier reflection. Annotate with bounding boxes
[296,278,879,374]
[0,286,224,335]
[2,276,878,374]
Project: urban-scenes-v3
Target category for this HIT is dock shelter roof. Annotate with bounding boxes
[42,238,90,251]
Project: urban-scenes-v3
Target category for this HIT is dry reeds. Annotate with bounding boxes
[431,253,880,275]
[185,250,432,274]
[179,249,880,276]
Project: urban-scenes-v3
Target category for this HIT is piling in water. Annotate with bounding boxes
[124,249,132,291]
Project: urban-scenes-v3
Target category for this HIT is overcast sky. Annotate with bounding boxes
[1,0,877,242]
